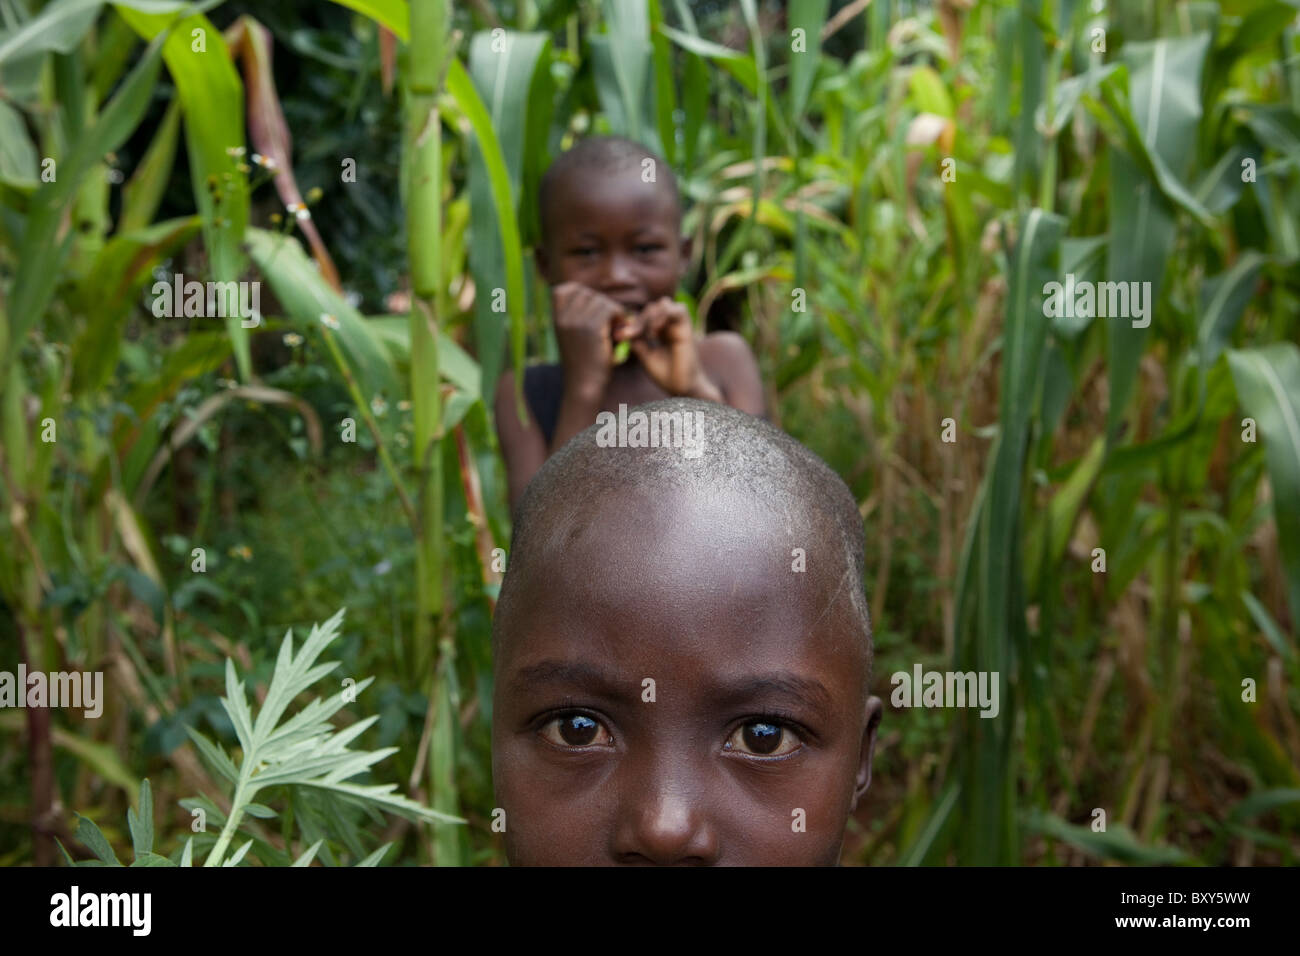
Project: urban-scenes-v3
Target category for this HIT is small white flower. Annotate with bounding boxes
[397,399,412,412]
[370,395,388,417]
[225,146,246,157]
[319,313,340,330]
[283,332,304,347]
[217,377,238,389]
[286,201,310,221]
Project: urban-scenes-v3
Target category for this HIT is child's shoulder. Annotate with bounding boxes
[698,329,758,368]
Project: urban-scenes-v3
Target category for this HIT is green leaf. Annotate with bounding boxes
[119,99,181,231]
[222,657,256,752]
[185,726,239,782]
[1228,344,1300,627]
[1023,810,1192,864]
[788,0,828,119]
[126,778,154,858]
[0,99,38,190]
[202,608,461,867]
[600,0,652,144]
[244,228,399,403]
[75,814,122,866]
[1226,788,1300,825]
[960,207,1065,866]
[1241,590,1294,661]
[355,843,392,866]
[1101,36,1211,437]
[117,5,251,378]
[657,24,758,92]
[465,30,550,405]
[447,57,527,419]
[326,0,408,41]
[291,839,323,866]
[222,839,253,867]
[8,34,164,364]
[1197,251,1266,368]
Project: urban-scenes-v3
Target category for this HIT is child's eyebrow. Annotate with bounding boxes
[508,659,625,697]
[710,673,834,719]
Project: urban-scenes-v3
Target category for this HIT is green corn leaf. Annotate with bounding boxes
[1101,36,1210,438]
[657,24,758,92]
[8,34,164,366]
[117,4,251,378]
[1023,810,1192,865]
[0,0,195,66]
[788,0,828,120]
[1197,251,1266,368]
[1228,344,1300,627]
[326,0,408,40]
[119,99,181,232]
[601,0,652,145]
[0,99,39,191]
[466,30,550,407]
[244,228,399,403]
[447,56,527,421]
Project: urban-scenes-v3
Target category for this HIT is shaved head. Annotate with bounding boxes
[496,398,871,675]
[537,135,683,250]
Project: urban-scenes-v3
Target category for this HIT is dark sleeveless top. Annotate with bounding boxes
[523,363,565,446]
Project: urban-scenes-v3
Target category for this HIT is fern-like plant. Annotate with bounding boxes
[65,608,461,866]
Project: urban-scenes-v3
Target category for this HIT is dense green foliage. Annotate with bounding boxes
[1,0,1298,866]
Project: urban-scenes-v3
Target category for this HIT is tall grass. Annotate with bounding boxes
[1,0,1296,866]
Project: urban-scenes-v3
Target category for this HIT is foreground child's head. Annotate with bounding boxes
[492,399,882,865]
[535,135,690,308]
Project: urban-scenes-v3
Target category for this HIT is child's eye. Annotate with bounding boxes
[539,712,615,749]
[636,243,665,255]
[723,720,803,758]
[570,247,598,258]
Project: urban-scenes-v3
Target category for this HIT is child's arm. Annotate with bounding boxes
[495,282,632,512]
[494,369,548,514]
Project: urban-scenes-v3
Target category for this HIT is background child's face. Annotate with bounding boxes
[492,484,879,865]
[537,171,688,310]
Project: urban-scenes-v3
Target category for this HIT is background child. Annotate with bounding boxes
[494,136,766,511]
[492,398,883,865]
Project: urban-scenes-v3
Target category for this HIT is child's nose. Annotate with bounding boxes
[598,252,637,289]
[610,769,720,865]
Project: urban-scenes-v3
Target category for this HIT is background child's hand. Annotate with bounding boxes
[551,281,637,397]
[626,297,723,402]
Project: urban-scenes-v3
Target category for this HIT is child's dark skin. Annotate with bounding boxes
[495,169,766,510]
[492,482,884,865]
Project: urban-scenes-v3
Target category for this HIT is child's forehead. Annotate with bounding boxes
[546,166,679,224]
[504,483,860,658]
